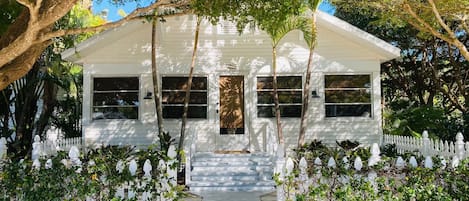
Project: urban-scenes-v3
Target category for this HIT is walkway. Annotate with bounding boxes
[183,191,276,201]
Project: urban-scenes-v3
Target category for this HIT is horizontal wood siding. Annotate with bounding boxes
[80,15,386,152]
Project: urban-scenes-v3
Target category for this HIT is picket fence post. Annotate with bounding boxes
[275,143,286,201]
[455,132,465,161]
[421,131,430,157]
[32,135,41,160]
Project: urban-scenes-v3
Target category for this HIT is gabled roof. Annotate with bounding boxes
[315,11,400,61]
[61,11,400,63]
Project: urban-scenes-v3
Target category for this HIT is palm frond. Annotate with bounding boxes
[308,0,323,12]
[264,15,313,47]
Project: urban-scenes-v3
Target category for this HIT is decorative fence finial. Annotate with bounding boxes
[129,159,138,176]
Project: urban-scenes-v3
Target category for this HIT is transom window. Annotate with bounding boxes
[162,76,208,119]
[257,76,302,117]
[92,77,139,120]
[325,75,372,118]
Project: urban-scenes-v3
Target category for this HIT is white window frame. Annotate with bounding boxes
[161,76,208,119]
[324,74,372,118]
[91,76,140,121]
[256,75,303,118]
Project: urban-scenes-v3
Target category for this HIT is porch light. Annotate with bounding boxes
[311,89,320,98]
[144,92,153,100]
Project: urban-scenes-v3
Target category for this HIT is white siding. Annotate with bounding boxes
[79,15,390,152]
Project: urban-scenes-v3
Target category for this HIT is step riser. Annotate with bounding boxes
[190,186,275,192]
[192,161,273,166]
[191,176,259,182]
[193,166,273,172]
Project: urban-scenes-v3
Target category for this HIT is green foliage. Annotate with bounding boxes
[384,106,461,141]
[192,0,304,33]
[0,1,21,36]
[0,145,184,200]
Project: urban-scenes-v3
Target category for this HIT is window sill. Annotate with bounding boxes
[324,116,377,123]
[88,119,143,125]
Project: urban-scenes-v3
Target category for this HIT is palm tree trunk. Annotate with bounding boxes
[298,14,318,147]
[151,18,165,137]
[179,16,202,157]
[272,46,284,145]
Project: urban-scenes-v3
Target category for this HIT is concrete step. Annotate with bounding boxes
[191,175,260,182]
[188,152,275,192]
[192,160,272,167]
[190,185,275,192]
[192,165,273,173]
[190,180,275,187]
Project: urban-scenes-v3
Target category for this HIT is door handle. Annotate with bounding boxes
[216,109,219,114]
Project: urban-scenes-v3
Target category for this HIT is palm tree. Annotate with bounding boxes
[298,0,323,147]
[262,16,312,148]
[150,17,166,149]
[179,16,202,158]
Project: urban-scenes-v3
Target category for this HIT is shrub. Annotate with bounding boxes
[0,145,184,200]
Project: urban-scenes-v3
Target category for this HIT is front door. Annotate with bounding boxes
[216,76,249,151]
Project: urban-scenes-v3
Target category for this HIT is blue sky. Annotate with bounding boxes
[92,1,335,22]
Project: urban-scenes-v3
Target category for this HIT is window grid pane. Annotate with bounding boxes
[162,76,207,119]
[256,76,302,118]
[324,74,372,117]
[92,77,139,120]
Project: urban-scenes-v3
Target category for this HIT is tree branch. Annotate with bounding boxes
[16,0,34,10]
[428,0,458,41]
[39,6,190,42]
[402,2,469,61]
[402,3,453,44]
[38,0,80,28]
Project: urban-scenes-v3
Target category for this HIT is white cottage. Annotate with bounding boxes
[62,11,399,191]
[62,11,399,156]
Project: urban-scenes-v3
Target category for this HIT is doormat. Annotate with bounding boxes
[214,150,251,154]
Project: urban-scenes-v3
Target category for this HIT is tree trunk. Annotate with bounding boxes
[179,17,201,158]
[298,15,318,147]
[151,18,165,138]
[35,79,58,136]
[272,46,284,145]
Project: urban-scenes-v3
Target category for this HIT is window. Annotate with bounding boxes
[162,76,208,118]
[257,76,302,117]
[325,75,371,117]
[92,77,139,120]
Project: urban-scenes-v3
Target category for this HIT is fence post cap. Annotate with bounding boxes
[456,132,464,142]
[409,156,418,167]
[314,157,322,166]
[422,131,429,139]
[168,145,177,158]
[396,156,405,168]
[34,135,41,142]
[299,157,307,169]
[129,159,137,176]
[354,157,363,171]
[327,157,336,168]
[143,159,152,177]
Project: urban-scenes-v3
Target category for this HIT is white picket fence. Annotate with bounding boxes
[383,131,469,159]
[31,135,83,159]
[275,143,465,201]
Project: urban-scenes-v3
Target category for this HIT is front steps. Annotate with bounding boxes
[188,152,276,192]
